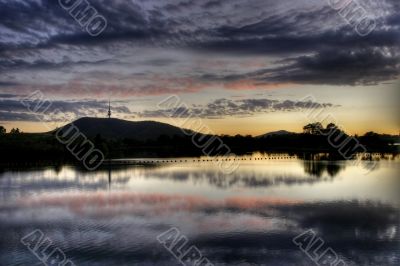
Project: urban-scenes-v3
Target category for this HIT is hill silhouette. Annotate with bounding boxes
[57,117,195,141]
[257,130,296,138]
[0,118,398,164]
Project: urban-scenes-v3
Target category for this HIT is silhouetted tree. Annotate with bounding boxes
[303,124,313,134]
[364,131,379,137]
[326,123,338,131]
[303,122,323,135]
[0,126,5,135]
[10,128,21,134]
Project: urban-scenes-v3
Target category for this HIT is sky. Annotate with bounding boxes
[0,0,399,136]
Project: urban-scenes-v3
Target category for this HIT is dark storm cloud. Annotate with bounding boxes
[141,58,178,67]
[0,0,159,51]
[0,93,19,98]
[204,47,400,85]
[0,59,113,76]
[140,97,336,118]
[0,0,399,87]
[0,98,132,122]
[0,111,39,122]
[195,5,400,55]
[0,82,20,88]
[269,48,400,85]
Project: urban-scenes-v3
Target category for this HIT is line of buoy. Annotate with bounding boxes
[104,156,298,165]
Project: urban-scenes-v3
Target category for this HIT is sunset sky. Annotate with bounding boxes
[0,0,399,135]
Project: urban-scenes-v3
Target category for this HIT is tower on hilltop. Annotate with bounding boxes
[107,99,111,118]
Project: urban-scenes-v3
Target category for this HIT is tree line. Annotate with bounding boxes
[0,123,398,164]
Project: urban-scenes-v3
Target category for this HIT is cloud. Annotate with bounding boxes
[0,98,132,122]
[0,82,21,87]
[269,47,400,85]
[206,47,400,86]
[140,97,337,119]
[0,0,398,92]
[0,111,39,122]
[0,93,20,98]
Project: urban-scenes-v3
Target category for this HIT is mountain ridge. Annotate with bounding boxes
[56,117,196,141]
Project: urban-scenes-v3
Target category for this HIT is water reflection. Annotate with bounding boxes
[303,160,345,177]
[0,159,349,193]
[0,156,399,266]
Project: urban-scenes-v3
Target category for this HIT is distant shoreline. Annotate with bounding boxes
[1,118,399,167]
[0,151,398,169]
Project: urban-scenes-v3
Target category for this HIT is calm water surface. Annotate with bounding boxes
[0,156,399,265]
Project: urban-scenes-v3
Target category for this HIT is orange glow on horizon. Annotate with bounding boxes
[2,116,398,136]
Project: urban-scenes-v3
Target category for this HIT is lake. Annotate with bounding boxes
[0,154,399,265]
